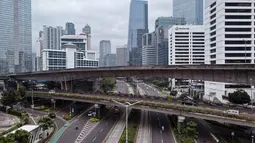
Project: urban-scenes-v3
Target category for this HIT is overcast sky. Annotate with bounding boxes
[32,0,173,53]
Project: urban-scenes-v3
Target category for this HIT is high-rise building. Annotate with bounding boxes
[128,0,149,66]
[142,32,157,66]
[43,26,64,50]
[204,0,255,103]
[116,45,129,66]
[82,24,92,50]
[99,40,111,67]
[65,22,76,35]
[173,0,203,25]
[168,25,205,90]
[104,54,116,67]
[155,17,186,65]
[168,25,205,65]
[35,31,44,71]
[0,0,32,74]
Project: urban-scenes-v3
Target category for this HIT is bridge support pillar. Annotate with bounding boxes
[16,81,23,90]
[60,82,64,91]
[177,116,185,133]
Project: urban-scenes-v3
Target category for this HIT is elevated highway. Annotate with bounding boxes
[27,91,255,128]
[1,64,255,85]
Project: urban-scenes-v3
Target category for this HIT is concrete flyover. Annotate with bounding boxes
[27,92,255,128]
[0,64,255,85]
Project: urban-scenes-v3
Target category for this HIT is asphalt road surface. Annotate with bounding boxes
[138,82,162,97]
[82,108,122,143]
[151,111,176,143]
[116,80,129,94]
[57,108,92,143]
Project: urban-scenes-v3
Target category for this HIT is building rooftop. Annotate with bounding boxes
[5,125,39,136]
[61,34,87,39]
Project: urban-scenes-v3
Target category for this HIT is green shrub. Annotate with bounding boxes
[167,96,173,101]
[63,114,72,121]
[90,117,100,122]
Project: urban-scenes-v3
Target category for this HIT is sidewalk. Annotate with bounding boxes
[136,110,151,143]
[105,111,129,143]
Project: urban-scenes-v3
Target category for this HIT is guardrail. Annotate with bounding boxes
[26,91,255,127]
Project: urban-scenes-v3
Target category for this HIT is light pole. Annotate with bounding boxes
[31,80,34,109]
[113,100,142,143]
[252,135,254,143]
[231,132,235,143]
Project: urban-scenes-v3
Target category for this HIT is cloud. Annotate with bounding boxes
[32,0,172,53]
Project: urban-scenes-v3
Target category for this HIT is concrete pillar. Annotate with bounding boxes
[60,82,64,90]
[66,81,72,92]
[16,81,23,90]
[177,116,185,133]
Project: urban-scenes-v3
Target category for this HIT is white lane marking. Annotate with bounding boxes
[100,128,104,132]
[161,139,164,143]
[92,137,97,142]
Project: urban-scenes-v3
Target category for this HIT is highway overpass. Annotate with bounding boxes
[1,64,255,85]
[27,91,255,128]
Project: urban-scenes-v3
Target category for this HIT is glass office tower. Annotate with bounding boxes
[0,0,32,74]
[127,0,148,66]
[65,22,76,35]
[173,0,203,25]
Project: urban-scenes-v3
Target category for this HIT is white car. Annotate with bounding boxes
[88,111,96,117]
[224,110,239,115]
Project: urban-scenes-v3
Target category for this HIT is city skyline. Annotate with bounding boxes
[32,0,173,53]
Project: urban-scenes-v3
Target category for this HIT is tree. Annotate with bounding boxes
[0,130,29,143]
[14,130,30,143]
[228,89,251,104]
[100,77,116,93]
[38,117,54,136]
[18,86,26,99]
[1,89,21,107]
[184,121,198,139]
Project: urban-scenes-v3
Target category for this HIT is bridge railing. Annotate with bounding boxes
[27,91,255,124]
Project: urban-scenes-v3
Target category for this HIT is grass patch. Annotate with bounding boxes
[63,114,72,121]
[161,91,168,95]
[90,117,100,122]
[119,109,141,143]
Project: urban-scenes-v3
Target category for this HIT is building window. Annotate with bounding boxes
[225,47,251,51]
[225,34,251,38]
[210,49,216,53]
[225,21,251,25]
[210,25,216,31]
[225,53,251,57]
[210,13,216,19]
[225,60,251,63]
[210,19,216,25]
[210,55,216,59]
[225,3,251,7]
[210,37,216,42]
[225,15,251,19]
[225,9,251,13]
[210,2,216,8]
[225,28,251,32]
[225,40,251,44]
[210,61,216,64]
[210,43,216,47]
[210,8,216,14]
[210,31,216,36]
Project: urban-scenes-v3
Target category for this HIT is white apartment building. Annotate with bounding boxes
[168,25,205,90]
[43,26,64,50]
[204,0,255,103]
[42,34,98,71]
[142,32,157,65]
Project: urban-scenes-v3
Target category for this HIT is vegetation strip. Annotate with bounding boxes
[119,109,141,143]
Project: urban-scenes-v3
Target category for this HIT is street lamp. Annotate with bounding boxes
[231,132,235,143]
[252,135,254,143]
[113,100,142,143]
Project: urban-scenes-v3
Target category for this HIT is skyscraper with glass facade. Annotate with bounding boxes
[65,22,76,35]
[127,0,148,66]
[0,0,32,74]
[173,0,203,25]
